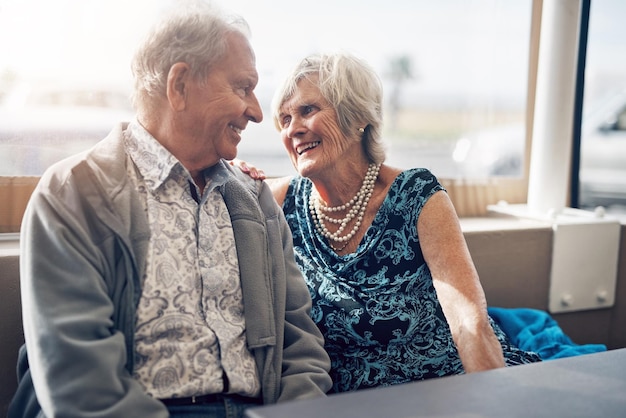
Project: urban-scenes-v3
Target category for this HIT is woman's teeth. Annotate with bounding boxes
[297,141,320,155]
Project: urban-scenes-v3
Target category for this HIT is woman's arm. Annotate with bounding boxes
[418,190,505,372]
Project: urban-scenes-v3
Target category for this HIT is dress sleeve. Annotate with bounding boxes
[391,168,446,219]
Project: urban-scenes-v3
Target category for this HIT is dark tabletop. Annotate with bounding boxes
[245,348,626,418]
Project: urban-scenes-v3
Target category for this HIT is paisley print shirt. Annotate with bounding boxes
[283,168,541,393]
[124,121,260,399]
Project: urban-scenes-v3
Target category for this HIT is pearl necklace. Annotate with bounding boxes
[309,163,381,250]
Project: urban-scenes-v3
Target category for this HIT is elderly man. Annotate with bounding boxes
[9,2,331,417]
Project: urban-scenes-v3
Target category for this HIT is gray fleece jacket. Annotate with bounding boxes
[10,123,331,418]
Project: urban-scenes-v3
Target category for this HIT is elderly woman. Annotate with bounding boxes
[243,52,541,393]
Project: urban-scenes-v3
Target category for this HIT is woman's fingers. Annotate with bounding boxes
[230,159,266,180]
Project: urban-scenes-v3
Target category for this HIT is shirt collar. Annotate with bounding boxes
[203,160,230,195]
[124,120,183,191]
[124,120,230,195]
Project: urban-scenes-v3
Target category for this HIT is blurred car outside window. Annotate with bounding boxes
[451,88,626,209]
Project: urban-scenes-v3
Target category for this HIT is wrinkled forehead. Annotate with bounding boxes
[279,75,323,110]
[226,31,256,65]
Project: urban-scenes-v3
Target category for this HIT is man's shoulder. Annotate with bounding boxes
[221,160,261,193]
[220,160,281,217]
[33,124,130,209]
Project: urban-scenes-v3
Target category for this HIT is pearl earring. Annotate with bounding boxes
[358,127,365,133]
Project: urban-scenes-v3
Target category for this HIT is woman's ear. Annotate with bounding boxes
[166,62,190,111]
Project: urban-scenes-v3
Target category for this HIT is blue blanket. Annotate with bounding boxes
[488,307,607,360]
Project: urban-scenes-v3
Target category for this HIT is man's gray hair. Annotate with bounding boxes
[131,0,250,113]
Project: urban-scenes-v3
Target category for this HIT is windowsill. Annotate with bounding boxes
[0,216,557,256]
[1,211,622,256]
[460,213,551,233]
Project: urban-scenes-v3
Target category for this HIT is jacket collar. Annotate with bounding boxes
[79,125,277,347]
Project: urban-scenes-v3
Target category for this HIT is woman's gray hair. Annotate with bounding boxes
[271,52,386,164]
[130,0,250,114]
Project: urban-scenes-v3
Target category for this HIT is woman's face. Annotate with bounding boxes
[277,77,360,179]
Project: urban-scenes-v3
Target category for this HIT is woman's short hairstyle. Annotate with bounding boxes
[131,1,250,114]
[271,52,386,164]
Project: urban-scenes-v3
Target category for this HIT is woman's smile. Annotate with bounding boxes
[296,141,321,155]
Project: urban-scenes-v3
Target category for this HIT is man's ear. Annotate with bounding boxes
[166,62,190,111]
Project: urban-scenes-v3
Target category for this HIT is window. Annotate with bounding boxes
[0,0,536,231]
[577,0,626,215]
[231,0,533,182]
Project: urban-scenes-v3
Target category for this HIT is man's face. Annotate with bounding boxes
[176,32,263,171]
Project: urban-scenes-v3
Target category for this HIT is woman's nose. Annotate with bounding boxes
[285,116,306,138]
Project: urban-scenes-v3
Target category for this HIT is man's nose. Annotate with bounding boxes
[246,93,263,123]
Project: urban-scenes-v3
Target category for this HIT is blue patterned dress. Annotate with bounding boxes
[282,168,541,393]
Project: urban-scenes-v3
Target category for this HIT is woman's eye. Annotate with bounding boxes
[303,105,314,115]
[281,116,291,128]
